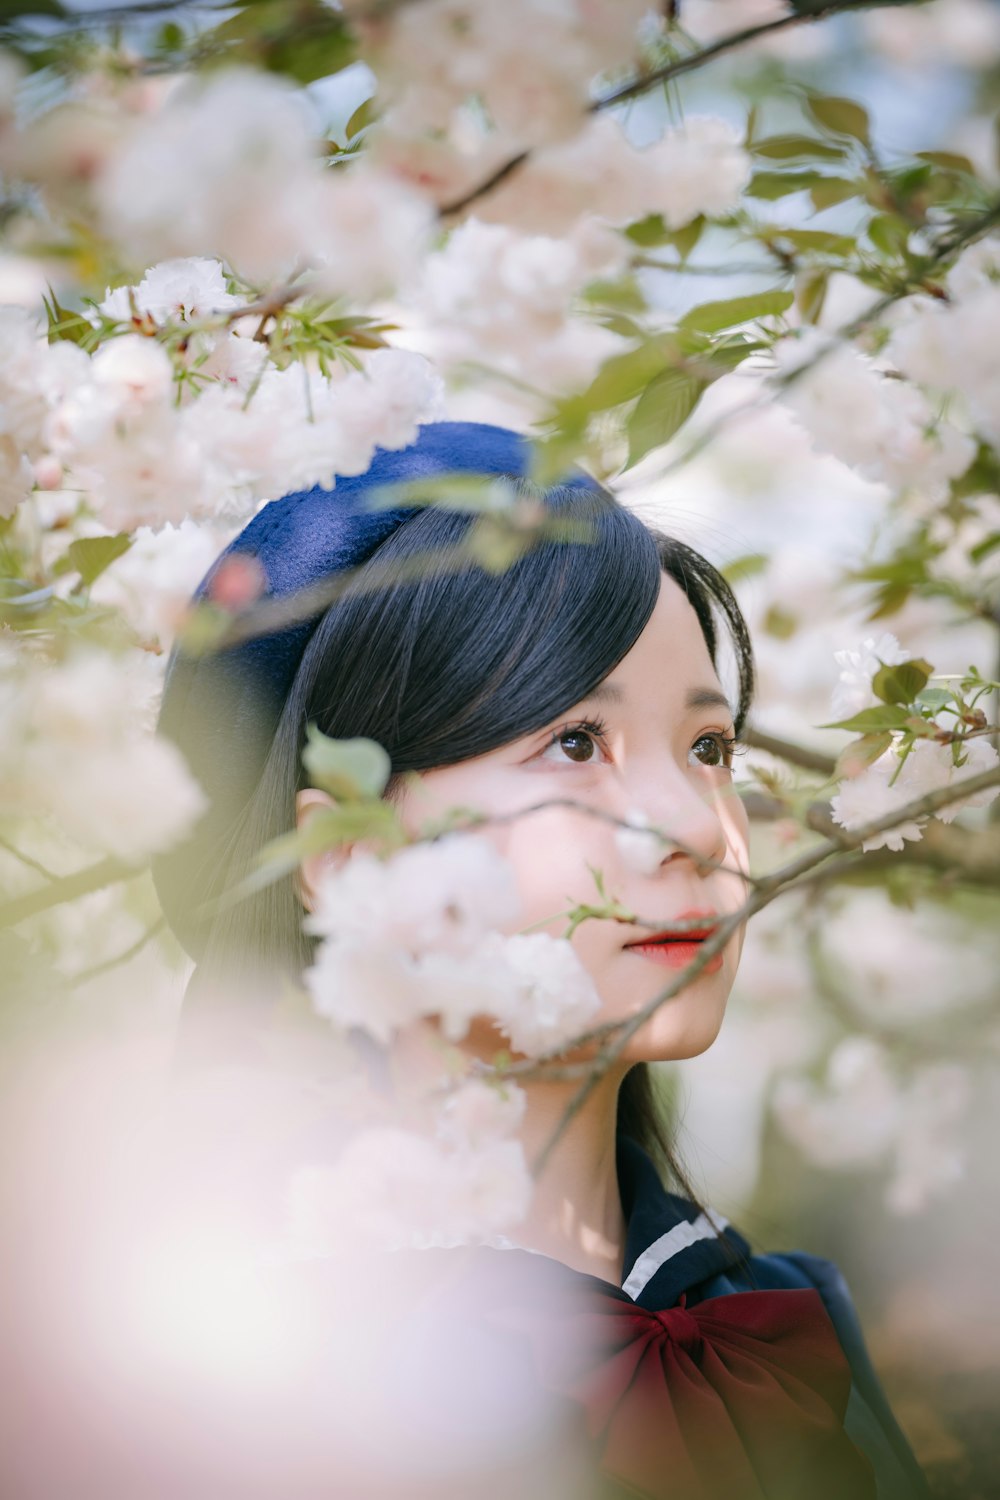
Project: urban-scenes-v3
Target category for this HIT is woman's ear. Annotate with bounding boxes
[294,786,344,914]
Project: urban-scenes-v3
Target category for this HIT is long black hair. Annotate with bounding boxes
[163,472,754,1195]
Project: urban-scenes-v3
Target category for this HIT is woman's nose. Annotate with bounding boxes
[630,770,729,874]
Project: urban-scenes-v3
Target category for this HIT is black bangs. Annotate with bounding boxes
[288,479,663,777]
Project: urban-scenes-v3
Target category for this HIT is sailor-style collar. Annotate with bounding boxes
[615,1132,751,1310]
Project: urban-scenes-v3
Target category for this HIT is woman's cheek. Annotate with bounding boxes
[502,811,616,936]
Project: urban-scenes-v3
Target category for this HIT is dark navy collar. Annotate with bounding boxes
[616,1133,751,1310]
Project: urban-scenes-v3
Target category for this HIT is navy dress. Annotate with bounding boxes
[370,1132,933,1500]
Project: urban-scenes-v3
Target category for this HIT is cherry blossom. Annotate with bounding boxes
[830,632,909,721]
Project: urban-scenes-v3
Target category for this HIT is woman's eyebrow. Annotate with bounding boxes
[586,682,732,715]
[685,686,734,714]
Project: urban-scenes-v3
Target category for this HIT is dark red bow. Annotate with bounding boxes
[488,1285,877,1500]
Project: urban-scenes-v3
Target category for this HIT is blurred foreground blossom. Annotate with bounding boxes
[288,1078,532,1251]
[0,645,206,862]
[415,216,626,391]
[304,833,523,956]
[95,69,433,293]
[773,1037,970,1215]
[352,0,650,150]
[476,113,750,237]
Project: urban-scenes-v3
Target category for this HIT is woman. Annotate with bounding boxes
[151,421,930,1500]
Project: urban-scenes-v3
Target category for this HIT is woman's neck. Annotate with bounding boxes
[511,1070,629,1286]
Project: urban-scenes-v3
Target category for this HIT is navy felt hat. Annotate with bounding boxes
[152,420,603,961]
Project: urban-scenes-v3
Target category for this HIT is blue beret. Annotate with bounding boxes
[152,420,602,959]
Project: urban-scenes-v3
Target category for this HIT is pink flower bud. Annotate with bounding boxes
[205,554,266,611]
[33,455,63,491]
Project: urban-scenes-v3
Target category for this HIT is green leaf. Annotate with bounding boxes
[679,290,794,334]
[365,472,511,514]
[868,213,910,257]
[809,176,861,211]
[763,605,797,640]
[747,170,821,201]
[343,95,378,144]
[721,552,769,584]
[834,731,893,779]
[302,724,391,801]
[551,340,677,429]
[821,705,912,732]
[704,338,766,372]
[205,1,355,84]
[624,214,704,259]
[775,228,855,255]
[805,92,871,146]
[754,134,849,162]
[581,276,647,313]
[216,802,403,906]
[796,269,828,325]
[868,582,911,620]
[58,534,132,590]
[42,287,94,348]
[950,442,1000,502]
[626,369,704,467]
[916,150,976,177]
[969,531,1000,565]
[915,687,952,710]
[871,658,933,706]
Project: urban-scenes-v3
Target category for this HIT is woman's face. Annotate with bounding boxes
[389,571,751,1065]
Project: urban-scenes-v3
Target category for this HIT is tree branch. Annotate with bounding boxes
[744,726,836,776]
[0,834,58,883]
[0,855,141,929]
[441,1,850,217]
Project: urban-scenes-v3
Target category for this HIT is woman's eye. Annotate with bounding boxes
[690,733,735,769]
[541,723,606,765]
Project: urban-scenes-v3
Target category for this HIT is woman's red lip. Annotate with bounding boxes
[625,909,720,946]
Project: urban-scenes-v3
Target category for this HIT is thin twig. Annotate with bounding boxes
[505,760,1000,1174]
[592,6,843,112]
[441,2,848,216]
[65,915,167,989]
[0,834,59,883]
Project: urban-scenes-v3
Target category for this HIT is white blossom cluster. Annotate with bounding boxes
[287,1077,533,1251]
[889,240,1000,449]
[303,833,601,1056]
[457,114,751,237]
[352,0,650,153]
[774,328,976,500]
[0,258,443,532]
[828,633,999,851]
[830,632,911,722]
[1,68,433,296]
[0,643,206,862]
[415,216,626,391]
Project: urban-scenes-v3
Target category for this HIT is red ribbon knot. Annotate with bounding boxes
[488,1283,878,1500]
